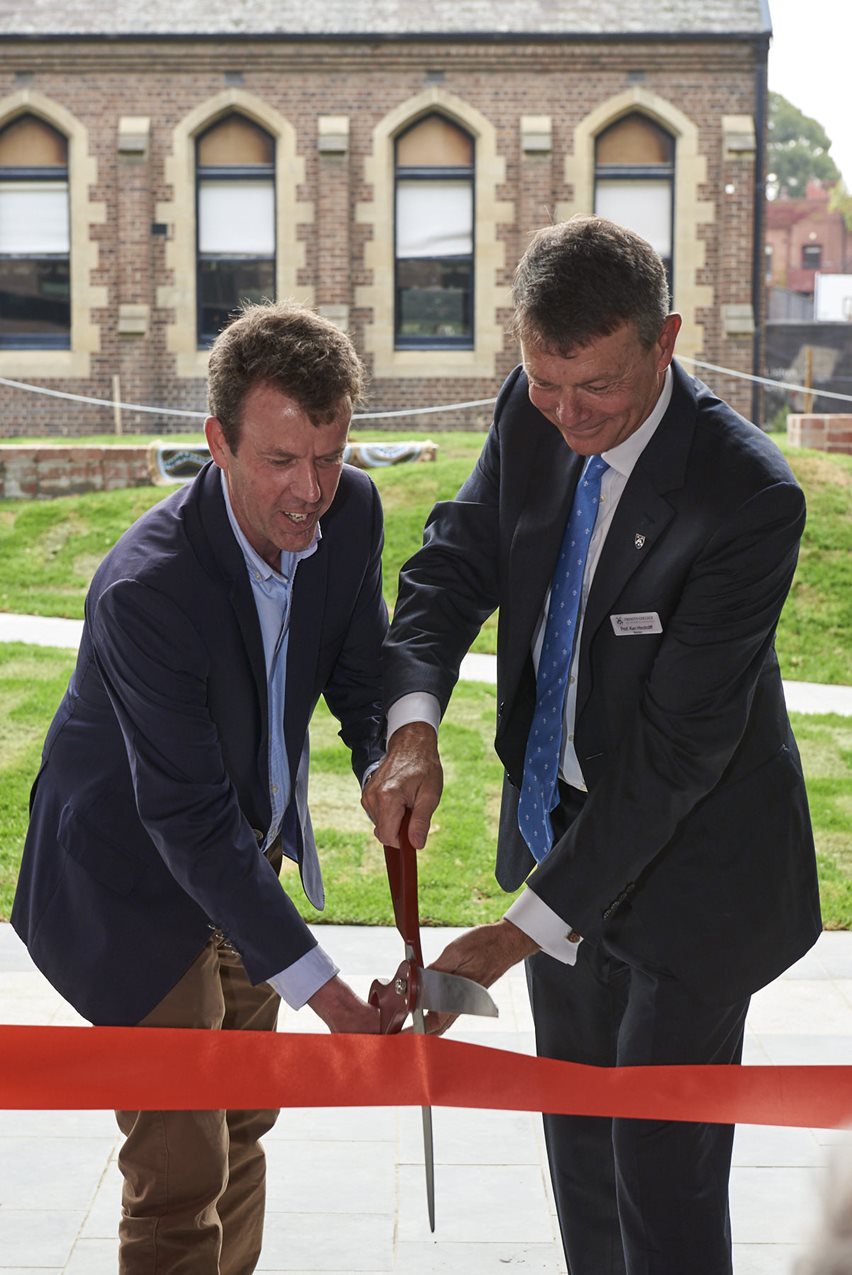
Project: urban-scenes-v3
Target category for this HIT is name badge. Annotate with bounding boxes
[610,611,663,636]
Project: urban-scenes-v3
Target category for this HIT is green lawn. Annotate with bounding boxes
[0,642,849,930]
[0,433,849,930]
[0,431,500,654]
[0,435,849,677]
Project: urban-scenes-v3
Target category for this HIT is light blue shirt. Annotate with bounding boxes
[220,472,338,1008]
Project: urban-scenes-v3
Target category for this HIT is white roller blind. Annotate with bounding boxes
[594,181,672,258]
[0,182,69,254]
[199,180,275,255]
[396,180,473,258]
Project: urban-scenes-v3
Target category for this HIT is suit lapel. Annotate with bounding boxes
[575,361,697,719]
[191,462,269,772]
[284,533,327,770]
[503,430,584,715]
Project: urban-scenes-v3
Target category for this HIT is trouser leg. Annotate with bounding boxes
[116,939,228,1275]
[115,935,281,1275]
[216,944,280,1275]
[526,933,748,1275]
[527,942,629,1275]
[609,949,748,1275]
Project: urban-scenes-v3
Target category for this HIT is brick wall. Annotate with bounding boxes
[0,445,154,498]
[0,35,762,434]
[787,415,852,455]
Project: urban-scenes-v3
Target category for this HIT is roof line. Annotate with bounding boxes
[0,30,772,46]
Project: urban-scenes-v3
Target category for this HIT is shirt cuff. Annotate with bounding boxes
[504,889,581,966]
[361,760,382,789]
[387,692,441,741]
[267,945,340,1009]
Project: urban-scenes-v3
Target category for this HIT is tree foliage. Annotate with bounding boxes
[767,91,841,197]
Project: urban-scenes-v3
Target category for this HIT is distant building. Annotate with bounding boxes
[766,180,852,319]
[0,1,771,434]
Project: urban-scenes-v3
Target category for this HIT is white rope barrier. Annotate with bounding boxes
[680,357,852,404]
[1,357,851,422]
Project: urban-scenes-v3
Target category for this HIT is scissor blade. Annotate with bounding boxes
[412,1003,435,1232]
[419,968,499,1019]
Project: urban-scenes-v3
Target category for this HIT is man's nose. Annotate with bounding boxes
[554,390,583,426]
[290,463,322,503]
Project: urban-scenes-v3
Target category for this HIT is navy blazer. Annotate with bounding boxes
[12,461,387,1025]
[384,362,821,1004]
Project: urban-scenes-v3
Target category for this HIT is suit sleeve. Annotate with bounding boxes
[383,419,503,714]
[529,476,807,940]
[90,578,318,983]
[321,477,389,780]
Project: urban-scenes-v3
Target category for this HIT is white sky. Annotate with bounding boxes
[768,0,852,187]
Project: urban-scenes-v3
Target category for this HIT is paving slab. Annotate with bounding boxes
[0,923,850,1273]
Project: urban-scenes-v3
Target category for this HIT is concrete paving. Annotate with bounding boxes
[0,921,850,1274]
[2,611,851,718]
[2,614,850,1269]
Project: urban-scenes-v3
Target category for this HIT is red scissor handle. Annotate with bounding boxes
[368,812,424,1034]
[368,958,420,1034]
[383,811,423,967]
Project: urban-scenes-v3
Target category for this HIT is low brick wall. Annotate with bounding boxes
[0,446,155,500]
[787,414,852,455]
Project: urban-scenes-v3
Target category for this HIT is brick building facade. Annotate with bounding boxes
[766,180,852,309]
[0,1,770,435]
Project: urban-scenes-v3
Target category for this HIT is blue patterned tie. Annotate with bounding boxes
[518,455,609,862]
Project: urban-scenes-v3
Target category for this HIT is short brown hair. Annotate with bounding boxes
[511,216,670,354]
[207,300,365,450]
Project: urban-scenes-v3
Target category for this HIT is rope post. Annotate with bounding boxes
[112,375,123,435]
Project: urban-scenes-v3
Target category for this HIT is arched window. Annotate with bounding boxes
[594,113,674,294]
[196,114,275,346]
[0,114,70,348]
[394,114,474,348]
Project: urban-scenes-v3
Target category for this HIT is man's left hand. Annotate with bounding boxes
[422,919,539,1035]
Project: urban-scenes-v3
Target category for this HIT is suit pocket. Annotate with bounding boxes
[57,801,141,897]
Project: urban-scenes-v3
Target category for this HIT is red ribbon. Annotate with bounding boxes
[1,1026,851,1127]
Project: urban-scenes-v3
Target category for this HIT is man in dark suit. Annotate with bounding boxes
[363,218,821,1275]
[13,301,386,1274]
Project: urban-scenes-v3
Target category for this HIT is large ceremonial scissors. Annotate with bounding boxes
[368,813,498,1231]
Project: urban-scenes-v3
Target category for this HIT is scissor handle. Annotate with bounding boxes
[384,811,424,968]
[368,959,419,1035]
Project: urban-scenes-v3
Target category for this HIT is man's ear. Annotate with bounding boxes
[656,313,682,370]
[205,416,230,470]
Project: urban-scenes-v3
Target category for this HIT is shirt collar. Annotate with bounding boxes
[219,468,320,583]
[602,365,673,479]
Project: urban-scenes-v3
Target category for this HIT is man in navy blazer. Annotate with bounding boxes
[13,302,387,1274]
[363,219,821,1275]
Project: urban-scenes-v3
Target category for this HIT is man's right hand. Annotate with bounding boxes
[307,975,380,1033]
[361,721,443,849]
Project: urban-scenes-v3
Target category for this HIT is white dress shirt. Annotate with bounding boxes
[221,473,338,1008]
[387,368,673,964]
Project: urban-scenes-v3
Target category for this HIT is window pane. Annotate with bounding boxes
[0,182,70,253]
[596,115,673,166]
[199,180,275,254]
[198,257,275,341]
[396,257,472,340]
[0,257,70,342]
[198,115,274,168]
[594,180,672,258]
[397,115,473,169]
[396,180,472,258]
[0,115,67,168]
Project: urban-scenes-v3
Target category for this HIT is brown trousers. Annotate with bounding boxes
[115,935,280,1275]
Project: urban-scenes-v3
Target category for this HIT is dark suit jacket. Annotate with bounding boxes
[385,362,821,1004]
[12,460,387,1025]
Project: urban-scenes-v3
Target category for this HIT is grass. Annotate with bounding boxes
[775,443,852,686]
[0,642,849,931]
[0,432,849,931]
[0,431,500,653]
[0,435,850,676]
